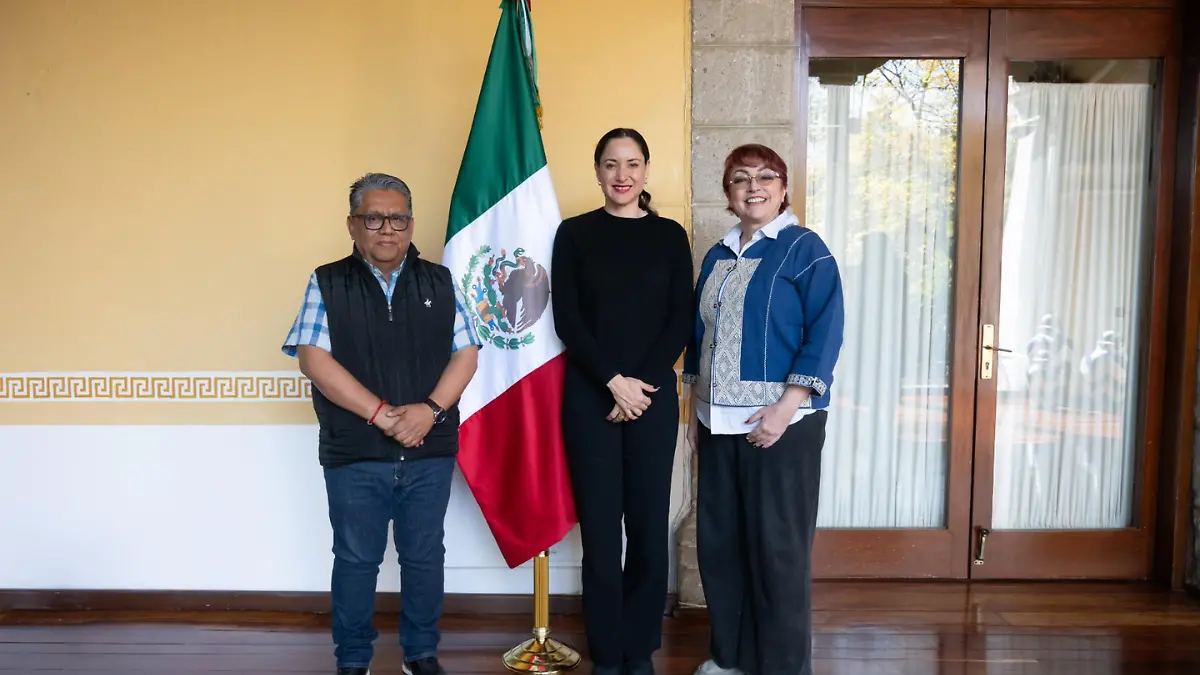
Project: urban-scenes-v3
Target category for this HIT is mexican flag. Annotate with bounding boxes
[443,0,576,569]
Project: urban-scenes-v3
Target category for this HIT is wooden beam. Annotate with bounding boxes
[1156,0,1200,591]
[0,590,578,615]
[798,1,1174,8]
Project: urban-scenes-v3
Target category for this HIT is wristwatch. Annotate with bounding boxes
[425,398,447,424]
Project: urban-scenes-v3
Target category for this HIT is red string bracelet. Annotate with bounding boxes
[367,400,387,425]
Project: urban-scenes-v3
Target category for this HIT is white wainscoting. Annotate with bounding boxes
[0,424,690,595]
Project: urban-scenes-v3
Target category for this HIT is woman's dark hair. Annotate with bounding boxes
[594,127,657,216]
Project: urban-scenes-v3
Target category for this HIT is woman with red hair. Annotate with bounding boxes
[683,143,845,675]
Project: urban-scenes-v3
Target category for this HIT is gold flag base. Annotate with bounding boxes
[501,632,582,673]
[502,550,581,673]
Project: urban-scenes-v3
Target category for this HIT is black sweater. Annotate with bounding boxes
[550,208,695,390]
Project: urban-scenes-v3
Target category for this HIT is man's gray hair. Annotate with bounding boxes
[348,173,412,215]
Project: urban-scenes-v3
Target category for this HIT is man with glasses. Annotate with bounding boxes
[282,173,481,675]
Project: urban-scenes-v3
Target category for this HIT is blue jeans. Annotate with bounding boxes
[323,457,455,668]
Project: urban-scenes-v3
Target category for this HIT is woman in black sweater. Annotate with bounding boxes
[551,128,694,675]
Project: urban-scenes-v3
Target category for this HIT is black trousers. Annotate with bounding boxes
[697,411,827,675]
[562,367,679,668]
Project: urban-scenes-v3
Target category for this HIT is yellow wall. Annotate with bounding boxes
[0,0,691,424]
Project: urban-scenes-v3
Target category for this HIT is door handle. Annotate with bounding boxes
[973,527,989,565]
[979,324,1010,380]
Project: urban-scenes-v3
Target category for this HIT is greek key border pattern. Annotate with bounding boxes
[0,372,311,402]
[0,370,688,415]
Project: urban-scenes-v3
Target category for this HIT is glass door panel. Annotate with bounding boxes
[807,58,961,530]
[991,59,1156,533]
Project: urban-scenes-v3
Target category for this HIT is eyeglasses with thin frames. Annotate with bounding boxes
[728,171,781,189]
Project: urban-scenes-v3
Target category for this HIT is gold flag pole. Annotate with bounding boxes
[502,550,581,673]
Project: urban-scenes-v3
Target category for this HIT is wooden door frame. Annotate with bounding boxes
[797,6,990,579]
[970,6,1180,580]
[794,0,1199,586]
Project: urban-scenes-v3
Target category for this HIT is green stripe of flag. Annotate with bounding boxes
[445,0,546,242]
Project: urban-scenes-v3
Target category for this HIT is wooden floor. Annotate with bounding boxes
[2,583,1199,674]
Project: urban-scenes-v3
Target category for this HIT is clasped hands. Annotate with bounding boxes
[743,385,811,449]
[372,403,434,448]
[605,374,658,424]
[683,385,811,450]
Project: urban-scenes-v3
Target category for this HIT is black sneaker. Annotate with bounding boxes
[336,668,369,675]
[403,657,446,675]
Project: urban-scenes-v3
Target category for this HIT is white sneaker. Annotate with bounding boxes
[694,659,744,675]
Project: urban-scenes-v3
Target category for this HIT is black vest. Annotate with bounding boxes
[312,245,460,467]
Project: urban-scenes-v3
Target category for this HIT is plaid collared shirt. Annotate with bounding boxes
[281,257,481,357]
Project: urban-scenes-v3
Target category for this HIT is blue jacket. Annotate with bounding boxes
[683,213,845,410]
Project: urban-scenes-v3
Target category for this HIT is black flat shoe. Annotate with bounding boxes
[336,668,369,675]
[625,660,655,675]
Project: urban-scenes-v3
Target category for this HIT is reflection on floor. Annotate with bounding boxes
[2,582,1199,674]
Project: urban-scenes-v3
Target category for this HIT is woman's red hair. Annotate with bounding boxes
[721,143,791,215]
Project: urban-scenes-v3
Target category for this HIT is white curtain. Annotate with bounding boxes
[991,82,1151,530]
[807,61,959,528]
[806,65,1151,531]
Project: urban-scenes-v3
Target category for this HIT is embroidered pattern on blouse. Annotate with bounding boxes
[698,257,790,406]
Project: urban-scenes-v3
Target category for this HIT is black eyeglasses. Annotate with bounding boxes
[353,213,412,231]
